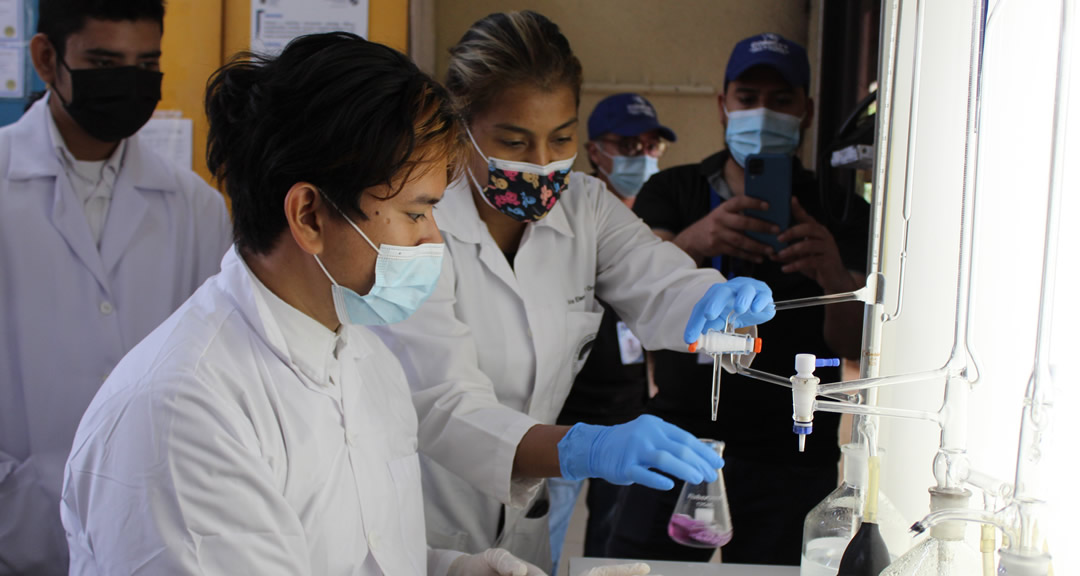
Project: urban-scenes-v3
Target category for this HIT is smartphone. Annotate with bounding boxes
[743,153,793,252]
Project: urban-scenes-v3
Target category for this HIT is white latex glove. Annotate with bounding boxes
[578,563,651,576]
[448,548,546,576]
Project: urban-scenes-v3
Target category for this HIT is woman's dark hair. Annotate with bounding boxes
[38,0,166,60]
[206,32,463,255]
[445,11,583,123]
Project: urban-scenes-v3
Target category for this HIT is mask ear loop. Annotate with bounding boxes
[463,125,494,196]
[50,50,76,109]
[316,188,381,254]
[313,254,340,286]
[591,142,618,180]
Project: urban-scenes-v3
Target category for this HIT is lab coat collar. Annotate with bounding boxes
[8,96,177,194]
[46,97,126,190]
[220,247,370,390]
[8,98,185,285]
[437,175,575,245]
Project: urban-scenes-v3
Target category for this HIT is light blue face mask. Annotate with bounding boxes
[596,147,660,197]
[724,107,803,167]
[313,196,444,326]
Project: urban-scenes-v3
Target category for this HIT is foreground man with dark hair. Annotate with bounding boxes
[60,32,547,576]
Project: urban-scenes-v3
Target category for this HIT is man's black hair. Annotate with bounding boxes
[206,32,460,255]
[37,0,166,59]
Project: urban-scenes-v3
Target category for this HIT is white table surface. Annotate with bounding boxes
[569,557,799,576]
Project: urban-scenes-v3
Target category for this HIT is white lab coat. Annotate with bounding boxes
[0,99,231,575]
[374,173,725,566]
[61,247,462,576]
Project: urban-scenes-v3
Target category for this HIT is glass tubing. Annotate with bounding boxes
[738,0,1070,562]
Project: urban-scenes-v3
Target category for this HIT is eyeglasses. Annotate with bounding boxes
[597,136,668,158]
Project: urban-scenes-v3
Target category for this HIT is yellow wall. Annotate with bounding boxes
[158,0,223,187]
[161,0,409,189]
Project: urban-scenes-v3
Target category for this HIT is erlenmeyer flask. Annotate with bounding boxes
[667,439,732,548]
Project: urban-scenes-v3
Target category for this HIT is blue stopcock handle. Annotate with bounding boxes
[816,358,840,368]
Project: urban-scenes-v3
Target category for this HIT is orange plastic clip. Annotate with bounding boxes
[688,341,699,353]
[754,338,763,353]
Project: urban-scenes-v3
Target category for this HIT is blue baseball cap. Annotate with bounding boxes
[588,93,677,142]
[725,33,810,91]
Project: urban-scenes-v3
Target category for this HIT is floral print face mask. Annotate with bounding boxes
[465,126,575,222]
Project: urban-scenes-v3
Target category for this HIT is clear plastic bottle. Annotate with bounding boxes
[802,444,909,576]
[881,489,981,576]
[667,439,733,548]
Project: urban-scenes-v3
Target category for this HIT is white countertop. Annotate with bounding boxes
[569,557,800,576]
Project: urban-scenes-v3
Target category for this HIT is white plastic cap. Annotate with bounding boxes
[795,354,817,378]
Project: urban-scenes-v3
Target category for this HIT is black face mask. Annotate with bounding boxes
[54,58,163,142]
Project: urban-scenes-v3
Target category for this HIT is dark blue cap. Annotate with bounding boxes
[725,33,810,90]
[587,93,677,142]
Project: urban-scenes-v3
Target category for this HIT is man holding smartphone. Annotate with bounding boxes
[606,33,870,565]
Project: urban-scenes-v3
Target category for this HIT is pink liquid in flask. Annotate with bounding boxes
[667,513,732,548]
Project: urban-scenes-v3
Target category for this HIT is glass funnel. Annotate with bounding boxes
[667,439,732,548]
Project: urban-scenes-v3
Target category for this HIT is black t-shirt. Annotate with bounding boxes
[556,299,649,427]
[633,150,870,467]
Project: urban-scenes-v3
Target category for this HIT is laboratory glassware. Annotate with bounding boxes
[881,489,980,576]
[801,443,869,576]
[802,444,909,576]
[667,439,732,548]
[836,453,890,576]
[689,324,762,421]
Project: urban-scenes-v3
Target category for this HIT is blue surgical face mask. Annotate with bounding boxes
[313,195,444,326]
[596,147,660,197]
[724,106,803,167]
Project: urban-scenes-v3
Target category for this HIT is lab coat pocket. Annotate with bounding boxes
[565,310,603,382]
[387,452,427,571]
[494,485,553,574]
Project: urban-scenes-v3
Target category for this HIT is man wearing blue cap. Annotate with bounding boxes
[547,93,675,568]
[606,34,870,565]
[584,93,676,205]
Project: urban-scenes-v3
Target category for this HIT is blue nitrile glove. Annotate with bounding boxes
[683,277,775,345]
[557,415,725,491]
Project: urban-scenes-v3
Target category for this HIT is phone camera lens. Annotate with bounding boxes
[748,158,765,174]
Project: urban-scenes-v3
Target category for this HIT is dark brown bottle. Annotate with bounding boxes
[836,520,890,576]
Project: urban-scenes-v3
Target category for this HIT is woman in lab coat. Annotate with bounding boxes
[59,32,553,576]
[374,11,775,571]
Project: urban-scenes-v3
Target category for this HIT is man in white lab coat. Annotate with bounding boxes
[0,1,231,573]
[59,32,573,576]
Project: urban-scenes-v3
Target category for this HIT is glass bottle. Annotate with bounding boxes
[802,443,869,576]
[880,489,981,576]
[667,439,733,548]
[802,444,908,576]
[836,453,890,576]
